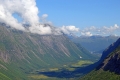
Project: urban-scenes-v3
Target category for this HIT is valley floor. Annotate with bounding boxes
[28,60,95,80]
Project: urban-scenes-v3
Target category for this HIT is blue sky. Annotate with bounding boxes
[36,0,120,28]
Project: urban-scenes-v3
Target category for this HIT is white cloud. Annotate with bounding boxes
[61,25,79,34]
[81,32,93,36]
[0,0,119,36]
[29,24,52,35]
[80,24,120,36]
[103,24,119,32]
[0,0,54,35]
[42,14,48,19]
[0,4,25,31]
[41,14,49,23]
[0,0,40,30]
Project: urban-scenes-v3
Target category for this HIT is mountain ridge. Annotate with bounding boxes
[80,38,120,80]
[69,35,119,54]
[0,25,94,80]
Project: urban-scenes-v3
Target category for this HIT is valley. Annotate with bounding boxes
[0,25,97,80]
[0,24,119,80]
[80,38,120,80]
[0,0,120,80]
[69,35,119,54]
[29,60,95,80]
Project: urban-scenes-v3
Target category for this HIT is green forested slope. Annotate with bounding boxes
[0,25,94,80]
[80,38,120,80]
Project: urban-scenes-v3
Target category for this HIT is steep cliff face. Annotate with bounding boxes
[102,52,120,74]
[80,38,120,80]
[98,39,120,74]
[100,38,120,62]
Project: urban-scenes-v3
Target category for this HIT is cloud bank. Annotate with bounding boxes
[0,0,40,30]
[0,0,81,35]
[81,24,120,36]
[0,0,53,35]
[61,25,79,34]
[60,24,120,36]
[0,0,119,36]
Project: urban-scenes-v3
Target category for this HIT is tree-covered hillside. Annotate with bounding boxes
[80,38,120,80]
[0,25,95,80]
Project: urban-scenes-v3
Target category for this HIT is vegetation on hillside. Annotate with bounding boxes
[80,38,120,80]
[0,25,96,79]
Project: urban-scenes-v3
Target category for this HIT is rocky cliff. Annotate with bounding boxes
[80,38,120,80]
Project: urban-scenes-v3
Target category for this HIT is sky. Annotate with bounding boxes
[36,0,120,36]
[36,0,120,27]
[0,0,120,36]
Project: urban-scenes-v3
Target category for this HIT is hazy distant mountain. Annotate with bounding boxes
[69,35,119,54]
[0,25,94,80]
[80,38,120,80]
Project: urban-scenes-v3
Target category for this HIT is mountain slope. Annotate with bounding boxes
[0,25,94,80]
[80,38,120,80]
[70,35,119,54]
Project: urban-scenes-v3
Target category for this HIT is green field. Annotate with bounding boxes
[29,60,94,80]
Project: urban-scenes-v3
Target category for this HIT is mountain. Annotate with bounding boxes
[80,38,120,80]
[0,25,94,80]
[69,35,119,54]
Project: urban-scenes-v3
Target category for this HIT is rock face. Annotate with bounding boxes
[100,38,120,62]
[103,53,120,74]
[80,38,120,80]
[97,38,120,74]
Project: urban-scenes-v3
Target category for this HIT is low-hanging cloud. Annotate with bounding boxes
[0,0,53,35]
[41,14,49,23]
[81,32,93,36]
[0,4,25,30]
[29,24,52,35]
[61,25,79,34]
[60,24,120,36]
[81,24,120,36]
[0,0,119,36]
[102,24,119,32]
